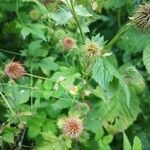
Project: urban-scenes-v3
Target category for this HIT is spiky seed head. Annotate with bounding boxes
[83,41,102,63]
[29,9,40,21]
[5,62,25,79]
[63,117,84,138]
[62,37,75,49]
[131,3,150,31]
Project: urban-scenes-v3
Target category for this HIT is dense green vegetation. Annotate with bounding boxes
[0,0,150,149]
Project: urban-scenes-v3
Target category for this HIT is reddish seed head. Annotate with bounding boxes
[62,37,75,49]
[5,62,25,79]
[63,117,84,138]
[131,3,150,31]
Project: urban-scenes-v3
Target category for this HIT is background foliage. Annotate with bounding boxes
[0,0,150,149]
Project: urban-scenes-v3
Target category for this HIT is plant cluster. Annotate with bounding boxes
[0,0,150,149]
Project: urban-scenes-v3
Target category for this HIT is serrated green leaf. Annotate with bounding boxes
[92,58,113,90]
[92,58,130,105]
[105,58,130,106]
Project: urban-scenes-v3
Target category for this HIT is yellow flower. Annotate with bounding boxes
[69,86,78,95]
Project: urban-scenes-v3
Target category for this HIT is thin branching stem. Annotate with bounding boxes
[104,24,131,51]
[1,83,38,90]
[0,91,17,116]
[25,73,50,80]
[69,0,85,43]
[0,48,21,56]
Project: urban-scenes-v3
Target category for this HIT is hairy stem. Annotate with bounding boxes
[0,91,17,116]
[69,0,85,43]
[104,24,131,51]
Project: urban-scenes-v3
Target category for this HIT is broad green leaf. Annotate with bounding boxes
[104,58,130,106]
[102,135,113,144]
[51,67,80,90]
[98,139,111,150]
[86,119,101,133]
[123,133,131,150]
[133,136,142,150]
[43,79,53,90]
[4,84,30,106]
[15,89,30,105]
[119,64,145,93]
[21,26,30,39]
[143,45,150,74]
[100,89,140,133]
[52,98,71,110]
[22,40,48,57]
[92,58,130,105]
[92,58,113,90]
[41,131,57,142]
[75,5,92,17]
[92,86,108,102]
[52,7,72,25]
[2,132,14,143]
[27,111,46,128]
[28,126,41,138]
[42,120,57,134]
[138,132,150,150]
[21,24,47,41]
[98,0,126,9]
[117,27,150,53]
[38,57,59,75]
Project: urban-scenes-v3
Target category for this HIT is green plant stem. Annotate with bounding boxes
[104,24,131,51]
[25,73,50,80]
[69,0,85,43]
[0,91,17,116]
[0,48,21,56]
[1,83,38,90]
